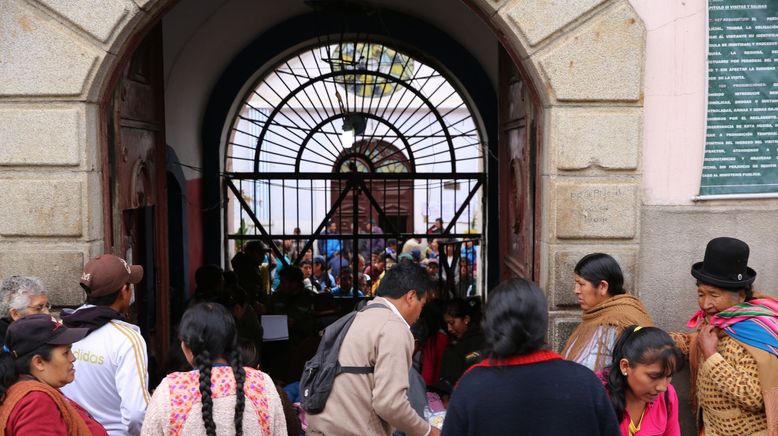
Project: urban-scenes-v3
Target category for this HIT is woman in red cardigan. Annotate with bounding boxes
[0,314,106,435]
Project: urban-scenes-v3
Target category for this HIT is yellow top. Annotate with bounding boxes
[628,407,646,436]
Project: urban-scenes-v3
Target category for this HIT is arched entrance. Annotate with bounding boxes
[224,38,488,298]
[0,0,646,371]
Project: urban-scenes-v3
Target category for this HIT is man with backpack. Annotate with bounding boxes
[306,262,438,436]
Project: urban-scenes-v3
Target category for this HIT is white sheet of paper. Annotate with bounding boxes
[261,315,289,341]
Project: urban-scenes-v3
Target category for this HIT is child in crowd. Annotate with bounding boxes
[439,298,484,386]
[600,326,683,436]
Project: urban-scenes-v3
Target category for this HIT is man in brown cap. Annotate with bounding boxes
[60,254,149,436]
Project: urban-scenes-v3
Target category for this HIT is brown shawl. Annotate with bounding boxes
[561,293,654,371]
[0,380,92,436]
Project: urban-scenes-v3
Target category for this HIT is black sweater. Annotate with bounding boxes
[440,328,485,384]
[442,359,620,436]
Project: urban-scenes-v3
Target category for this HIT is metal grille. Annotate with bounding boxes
[225,39,486,296]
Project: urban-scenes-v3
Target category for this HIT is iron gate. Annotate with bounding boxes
[225,39,486,295]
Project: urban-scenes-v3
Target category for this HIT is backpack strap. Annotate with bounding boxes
[340,366,375,374]
[359,302,391,313]
[336,303,390,375]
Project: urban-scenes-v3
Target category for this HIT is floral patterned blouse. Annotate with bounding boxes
[141,366,287,436]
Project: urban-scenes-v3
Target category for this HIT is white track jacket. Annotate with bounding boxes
[61,307,151,436]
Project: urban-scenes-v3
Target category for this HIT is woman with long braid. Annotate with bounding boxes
[142,303,286,435]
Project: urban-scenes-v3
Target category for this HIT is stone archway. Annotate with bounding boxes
[479,0,645,343]
[0,0,644,346]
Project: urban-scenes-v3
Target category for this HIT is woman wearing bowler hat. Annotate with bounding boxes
[671,237,778,436]
[0,314,107,435]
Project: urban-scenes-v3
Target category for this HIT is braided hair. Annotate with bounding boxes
[230,348,246,434]
[606,326,684,422]
[193,350,216,436]
[179,303,245,436]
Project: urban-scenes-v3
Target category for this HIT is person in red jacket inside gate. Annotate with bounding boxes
[0,314,106,435]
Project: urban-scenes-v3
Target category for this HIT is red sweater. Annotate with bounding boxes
[421,330,449,385]
[5,391,107,435]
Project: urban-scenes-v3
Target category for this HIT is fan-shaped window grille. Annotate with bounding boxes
[225,40,485,298]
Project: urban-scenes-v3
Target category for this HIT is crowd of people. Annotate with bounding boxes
[0,235,774,435]
[238,219,481,302]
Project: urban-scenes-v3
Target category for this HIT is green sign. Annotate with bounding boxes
[701,0,778,196]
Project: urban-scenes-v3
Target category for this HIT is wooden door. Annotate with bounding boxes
[105,24,169,383]
[328,177,412,266]
[498,47,537,281]
[330,179,413,235]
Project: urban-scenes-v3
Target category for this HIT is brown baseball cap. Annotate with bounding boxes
[80,254,143,297]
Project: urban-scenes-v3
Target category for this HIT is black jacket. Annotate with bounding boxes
[439,327,485,384]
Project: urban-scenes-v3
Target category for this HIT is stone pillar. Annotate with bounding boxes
[476,0,646,350]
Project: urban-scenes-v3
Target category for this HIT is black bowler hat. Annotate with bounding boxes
[691,237,756,289]
[5,314,89,358]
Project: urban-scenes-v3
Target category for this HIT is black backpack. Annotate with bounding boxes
[300,303,390,414]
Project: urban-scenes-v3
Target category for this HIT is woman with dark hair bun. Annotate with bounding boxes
[142,303,286,435]
[441,279,620,435]
[601,326,683,436]
[562,253,653,372]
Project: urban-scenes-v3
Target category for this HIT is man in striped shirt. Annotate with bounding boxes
[61,254,150,436]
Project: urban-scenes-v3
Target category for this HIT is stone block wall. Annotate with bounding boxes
[474,0,646,351]
[0,0,161,306]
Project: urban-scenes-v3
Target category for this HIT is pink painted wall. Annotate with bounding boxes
[630,0,708,205]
